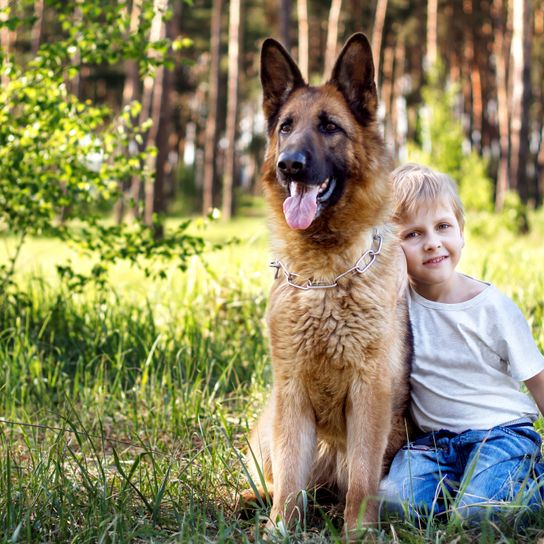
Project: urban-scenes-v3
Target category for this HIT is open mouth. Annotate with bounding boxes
[316,177,336,203]
[282,178,338,230]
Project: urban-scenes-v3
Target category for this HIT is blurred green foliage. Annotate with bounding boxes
[0,0,211,292]
[407,64,494,215]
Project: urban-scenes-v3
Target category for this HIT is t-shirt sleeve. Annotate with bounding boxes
[495,292,544,381]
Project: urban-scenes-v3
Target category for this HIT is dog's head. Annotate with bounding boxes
[260,34,391,238]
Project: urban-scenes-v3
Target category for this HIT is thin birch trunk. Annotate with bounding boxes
[280,0,292,50]
[466,0,483,151]
[462,0,475,147]
[0,0,10,88]
[535,120,544,208]
[145,64,172,235]
[392,37,407,159]
[117,0,143,223]
[222,0,242,220]
[202,0,223,214]
[371,0,387,86]
[130,0,166,219]
[70,2,83,98]
[143,0,170,230]
[31,0,45,53]
[470,56,483,151]
[509,0,532,202]
[381,36,395,121]
[323,0,342,78]
[297,0,309,80]
[426,0,437,69]
[493,0,511,210]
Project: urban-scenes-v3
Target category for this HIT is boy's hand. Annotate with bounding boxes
[525,370,544,417]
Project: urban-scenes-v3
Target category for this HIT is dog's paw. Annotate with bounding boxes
[263,518,289,541]
[235,486,273,519]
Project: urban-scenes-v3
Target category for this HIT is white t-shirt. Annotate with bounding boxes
[408,280,544,433]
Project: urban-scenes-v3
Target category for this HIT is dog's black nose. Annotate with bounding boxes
[277,150,308,176]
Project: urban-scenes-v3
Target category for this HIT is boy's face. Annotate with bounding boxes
[397,199,464,299]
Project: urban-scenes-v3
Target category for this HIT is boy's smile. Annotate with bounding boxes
[398,200,465,302]
[422,255,449,266]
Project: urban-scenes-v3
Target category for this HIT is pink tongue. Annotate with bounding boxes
[283,184,319,229]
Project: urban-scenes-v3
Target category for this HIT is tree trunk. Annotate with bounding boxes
[222,0,242,220]
[122,0,143,107]
[470,55,483,152]
[346,0,363,37]
[426,0,438,70]
[509,0,532,203]
[69,3,83,98]
[145,65,172,236]
[381,34,395,136]
[457,0,483,153]
[140,0,167,126]
[533,5,544,207]
[371,0,387,86]
[128,0,167,223]
[202,0,223,215]
[392,37,407,160]
[323,0,342,78]
[117,0,143,223]
[280,0,292,50]
[492,0,512,210]
[478,4,494,152]
[1,0,16,87]
[31,0,45,53]
[461,0,475,147]
[535,121,544,208]
[297,0,309,80]
[143,0,172,233]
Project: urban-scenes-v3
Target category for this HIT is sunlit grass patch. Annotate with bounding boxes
[1,210,544,541]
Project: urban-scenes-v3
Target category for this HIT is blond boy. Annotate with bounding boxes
[381,163,544,520]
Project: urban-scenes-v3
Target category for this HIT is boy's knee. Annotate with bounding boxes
[455,466,544,520]
[379,471,415,505]
[379,473,440,520]
[454,493,494,520]
[379,476,411,520]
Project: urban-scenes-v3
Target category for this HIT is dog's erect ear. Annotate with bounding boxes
[260,39,305,130]
[329,33,377,125]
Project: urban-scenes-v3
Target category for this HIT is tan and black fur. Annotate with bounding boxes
[243,33,411,534]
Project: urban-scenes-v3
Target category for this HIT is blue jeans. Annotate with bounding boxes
[379,421,544,521]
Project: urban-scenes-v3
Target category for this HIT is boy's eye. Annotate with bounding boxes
[438,223,451,230]
[403,231,419,240]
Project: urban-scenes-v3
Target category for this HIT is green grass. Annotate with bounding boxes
[1,212,544,542]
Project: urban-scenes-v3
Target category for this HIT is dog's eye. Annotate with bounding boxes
[321,121,339,133]
[279,122,292,134]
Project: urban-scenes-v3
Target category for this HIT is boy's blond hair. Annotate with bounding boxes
[392,163,465,230]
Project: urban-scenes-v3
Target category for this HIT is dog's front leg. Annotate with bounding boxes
[343,380,391,532]
[266,384,316,532]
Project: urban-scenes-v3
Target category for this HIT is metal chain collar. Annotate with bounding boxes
[270,229,383,290]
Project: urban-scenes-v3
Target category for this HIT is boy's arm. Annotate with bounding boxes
[525,370,544,417]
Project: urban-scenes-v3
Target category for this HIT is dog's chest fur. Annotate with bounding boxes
[267,263,395,437]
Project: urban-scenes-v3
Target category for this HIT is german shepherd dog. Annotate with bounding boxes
[243,33,411,534]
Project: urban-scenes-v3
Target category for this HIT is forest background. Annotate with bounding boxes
[2,0,543,233]
[1,0,544,542]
